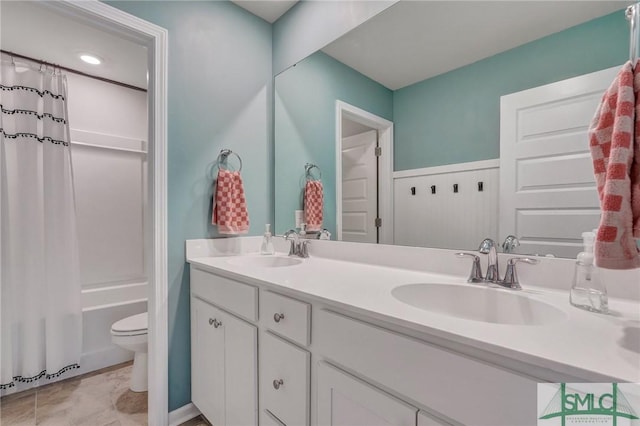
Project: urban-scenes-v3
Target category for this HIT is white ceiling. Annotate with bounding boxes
[231,0,298,23]
[322,1,631,90]
[0,1,148,89]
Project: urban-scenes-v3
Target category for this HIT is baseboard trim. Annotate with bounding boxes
[169,402,201,426]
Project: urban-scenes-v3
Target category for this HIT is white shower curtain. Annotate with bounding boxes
[0,57,82,389]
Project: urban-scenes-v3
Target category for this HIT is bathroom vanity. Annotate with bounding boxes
[186,238,640,426]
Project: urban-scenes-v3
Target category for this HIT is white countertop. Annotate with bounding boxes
[186,238,640,383]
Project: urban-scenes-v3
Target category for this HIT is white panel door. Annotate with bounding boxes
[317,361,417,426]
[224,310,258,426]
[342,130,378,243]
[191,297,225,426]
[500,66,619,257]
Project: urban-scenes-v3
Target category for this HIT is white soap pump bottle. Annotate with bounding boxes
[260,224,275,255]
[569,231,608,314]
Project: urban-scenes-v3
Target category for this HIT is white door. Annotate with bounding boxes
[342,130,378,243]
[223,310,258,426]
[317,361,417,426]
[500,66,619,258]
[191,298,226,426]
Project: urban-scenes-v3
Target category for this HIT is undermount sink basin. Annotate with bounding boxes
[227,255,303,268]
[391,283,567,326]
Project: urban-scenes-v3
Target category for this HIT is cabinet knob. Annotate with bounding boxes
[273,313,285,323]
[209,318,214,325]
[273,379,284,390]
[209,318,222,328]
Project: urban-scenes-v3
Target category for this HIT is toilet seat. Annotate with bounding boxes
[111,312,148,336]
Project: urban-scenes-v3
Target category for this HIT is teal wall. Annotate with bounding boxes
[274,51,393,235]
[393,10,628,171]
[106,1,272,411]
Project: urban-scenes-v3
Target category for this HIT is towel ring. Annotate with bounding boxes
[217,149,242,172]
[305,163,321,180]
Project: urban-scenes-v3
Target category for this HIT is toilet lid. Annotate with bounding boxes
[112,312,148,333]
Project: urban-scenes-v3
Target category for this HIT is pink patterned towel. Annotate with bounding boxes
[304,180,323,232]
[589,61,640,269]
[212,169,249,235]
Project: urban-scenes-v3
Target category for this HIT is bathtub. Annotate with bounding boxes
[1,281,148,396]
[81,281,148,374]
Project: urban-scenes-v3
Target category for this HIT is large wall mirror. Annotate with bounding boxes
[274,1,631,258]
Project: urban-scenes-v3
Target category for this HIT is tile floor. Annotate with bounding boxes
[0,361,147,426]
[178,415,210,426]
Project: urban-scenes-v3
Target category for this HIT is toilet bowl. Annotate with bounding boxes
[111,312,148,392]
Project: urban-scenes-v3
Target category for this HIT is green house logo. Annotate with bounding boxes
[539,383,639,426]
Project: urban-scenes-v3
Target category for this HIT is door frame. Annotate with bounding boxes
[44,1,169,424]
[336,101,394,244]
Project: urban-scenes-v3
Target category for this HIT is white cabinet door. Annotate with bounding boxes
[191,297,225,426]
[191,296,258,426]
[224,309,258,426]
[261,332,310,426]
[317,361,417,426]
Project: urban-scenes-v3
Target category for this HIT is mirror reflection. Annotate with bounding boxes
[274,1,630,257]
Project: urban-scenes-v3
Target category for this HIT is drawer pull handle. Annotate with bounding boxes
[210,318,222,328]
[273,379,284,390]
[273,313,285,323]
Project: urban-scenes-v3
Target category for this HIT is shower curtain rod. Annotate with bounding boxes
[1,49,147,93]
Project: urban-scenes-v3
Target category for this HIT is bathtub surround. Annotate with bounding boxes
[0,58,82,390]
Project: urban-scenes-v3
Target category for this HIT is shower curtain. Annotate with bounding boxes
[0,57,82,389]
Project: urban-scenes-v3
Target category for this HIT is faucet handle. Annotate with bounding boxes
[300,240,310,258]
[502,235,520,253]
[500,257,539,290]
[456,252,484,283]
[478,238,495,253]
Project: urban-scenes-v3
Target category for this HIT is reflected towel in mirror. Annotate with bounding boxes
[304,180,323,232]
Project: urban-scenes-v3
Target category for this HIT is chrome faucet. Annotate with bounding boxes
[478,238,500,283]
[458,238,539,289]
[502,235,520,254]
[284,229,309,258]
[499,257,539,290]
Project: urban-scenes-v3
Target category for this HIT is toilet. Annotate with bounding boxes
[111,312,148,392]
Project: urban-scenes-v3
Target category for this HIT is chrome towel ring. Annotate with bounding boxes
[217,149,242,172]
[305,162,321,180]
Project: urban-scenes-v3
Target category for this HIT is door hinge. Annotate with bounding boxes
[375,146,382,157]
[375,217,382,227]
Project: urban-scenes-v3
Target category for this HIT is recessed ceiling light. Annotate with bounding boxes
[80,54,101,65]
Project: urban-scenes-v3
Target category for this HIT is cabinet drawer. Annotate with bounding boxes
[191,266,258,322]
[262,290,311,346]
[261,331,310,426]
[318,361,417,426]
[316,309,539,426]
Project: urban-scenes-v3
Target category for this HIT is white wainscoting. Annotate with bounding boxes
[393,160,499,250]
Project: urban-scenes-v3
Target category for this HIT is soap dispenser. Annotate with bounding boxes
[260,224,275,255]
[570,231,608,314]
